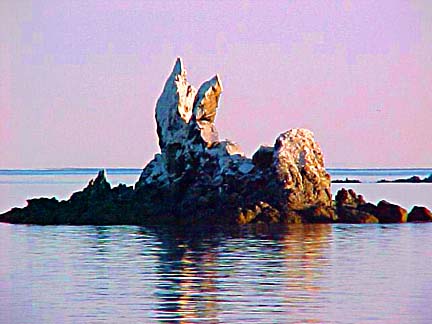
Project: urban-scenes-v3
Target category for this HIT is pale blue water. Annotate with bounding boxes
[1,169,432,323]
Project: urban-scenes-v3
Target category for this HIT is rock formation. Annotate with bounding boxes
[1,58,431,226]
[133,58,333,223]
[272,129,331,210]
[378,174,432,183]
[408,206,432,222]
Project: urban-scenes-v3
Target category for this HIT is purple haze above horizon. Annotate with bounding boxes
[1,0,431,169]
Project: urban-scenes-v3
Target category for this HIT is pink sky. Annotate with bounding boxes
[1,0,431,168]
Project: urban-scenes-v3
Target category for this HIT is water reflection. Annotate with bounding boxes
[149,224,333,323]
[281,225,332,323]
[3,223,431,323]
[151,226,223,323]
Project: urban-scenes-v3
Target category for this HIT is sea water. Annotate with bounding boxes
[1,169,432,323]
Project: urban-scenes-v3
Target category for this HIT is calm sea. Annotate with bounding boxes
[1,169,432,323]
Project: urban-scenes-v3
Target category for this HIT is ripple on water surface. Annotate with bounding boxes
[1,223,432,323]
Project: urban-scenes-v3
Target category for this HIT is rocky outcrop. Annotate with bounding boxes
[375,200,408,223]
[1,58,430,226]
[133,58,333,223]
[377,174,432,183]
[332,178,361,183]
[192,74,223,146]
[333,188,378,223]
[252,146,273,169]
[0,171,135,225]
[272,129,332,210]
[335,188,366,208]
[407,206,432,222]
[155,57,197,153]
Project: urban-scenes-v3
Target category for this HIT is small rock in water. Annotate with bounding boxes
[408,206,432,222]
[376,200,408,223]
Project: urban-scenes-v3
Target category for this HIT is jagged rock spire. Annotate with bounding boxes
[193,74,223,123]
[155,58,225,152]
[155,57,197,153]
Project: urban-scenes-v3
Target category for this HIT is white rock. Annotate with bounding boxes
[273,128,331,207]
[155,57,197,152]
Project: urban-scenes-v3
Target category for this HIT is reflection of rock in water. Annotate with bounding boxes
[152,226,222,323]
[150,224,334,323]
[281,224,332,321]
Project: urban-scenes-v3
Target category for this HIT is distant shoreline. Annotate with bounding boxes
[0,167,431,172]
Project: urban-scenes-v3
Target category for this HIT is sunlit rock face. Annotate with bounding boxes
[273,129,332,209]
[136,58,332,220]
[192,75,223,147]
[136,58,244,194]
[155,57,197,152]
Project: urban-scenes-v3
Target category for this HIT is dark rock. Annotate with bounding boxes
[408,206,432,222]
[337,206,379,224]
[377,174,432,183]
[357,202,379,215]
[236,202,281,225]
[375,200,408,223]
[302,205,337,224]
[0,197,60,225]
[332,178,361,183]
[252,145,273,169]
[281,210,303,224]
[335,188,366,208]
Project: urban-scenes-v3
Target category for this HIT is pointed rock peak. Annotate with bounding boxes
[93,170,109,187]
[194,74,223,123]
[96,169,106,181]
[197,74,223,94]
[84,169,110,192]
[212,74,223,91]
[172,57,185,76]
